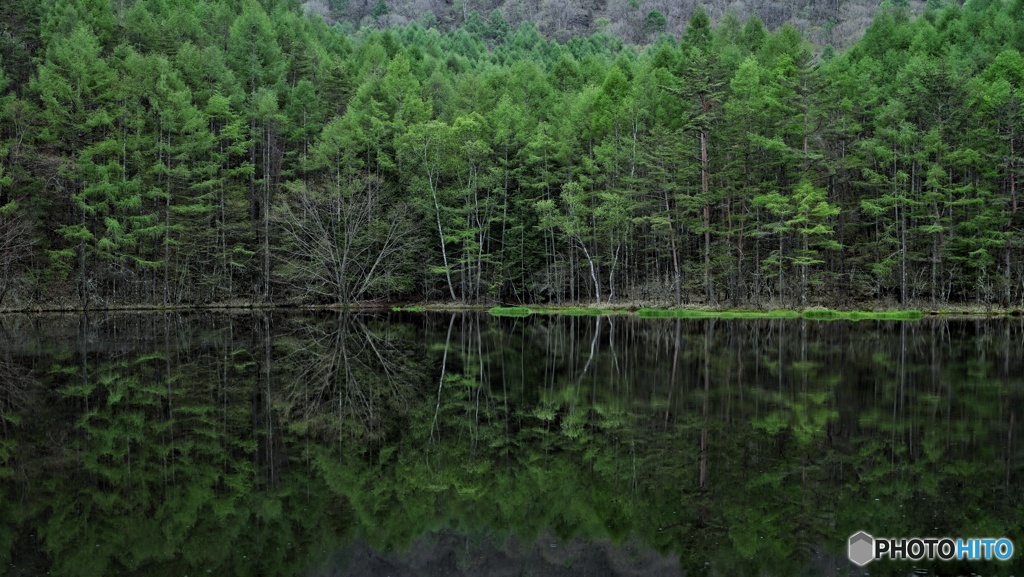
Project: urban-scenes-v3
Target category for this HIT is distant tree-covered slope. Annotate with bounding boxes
[305,0,924,50]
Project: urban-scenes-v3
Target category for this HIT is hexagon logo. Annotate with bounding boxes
[848,531,874,566]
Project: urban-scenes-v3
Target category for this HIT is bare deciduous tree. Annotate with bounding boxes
[301,0,331,18]
[537,0,587,38]
[274,175,418,304]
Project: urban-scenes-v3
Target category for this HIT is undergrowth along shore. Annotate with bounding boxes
[0,303,1019,318]
[636,308,926,320]
[378,304,1024,320]
[472,307,1023,320]
[481,307,928,320]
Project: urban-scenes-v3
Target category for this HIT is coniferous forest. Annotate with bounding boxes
[1,0,1024,310]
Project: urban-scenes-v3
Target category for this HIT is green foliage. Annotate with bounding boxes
[2,0,1024,310]
[802,308,924,320]
[488,306,531,316]
[371,0,389,20]
[642,10,667,37]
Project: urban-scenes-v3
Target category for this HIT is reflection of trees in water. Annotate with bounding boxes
[413,315,1024,575]
[277,313,427,442]
[0,314,1022,577]
[0,316,32,572]
[0,341,31,437]
[0,312,372,576]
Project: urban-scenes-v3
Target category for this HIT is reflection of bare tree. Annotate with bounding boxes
[279,314,423,441]
[0,200,34,306]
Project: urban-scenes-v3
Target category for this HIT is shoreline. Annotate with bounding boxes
[0,301,1021,318]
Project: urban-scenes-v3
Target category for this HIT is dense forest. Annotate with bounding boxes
[1,0,1024,310]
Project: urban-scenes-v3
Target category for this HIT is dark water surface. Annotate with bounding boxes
[1,312,1023,576]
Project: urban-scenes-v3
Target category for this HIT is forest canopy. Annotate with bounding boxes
[1,0,1023,309]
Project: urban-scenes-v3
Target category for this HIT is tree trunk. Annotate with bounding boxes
[778,230,784,305]
[430,173,457,301]
[579,241,600,305]
[263,124,272,302]
[1007,138,1017,306]
[664,189,681,307]
[608,244,619,303]
[701,128,714,305]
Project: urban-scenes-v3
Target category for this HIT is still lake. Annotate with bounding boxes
[0,312,1022,576]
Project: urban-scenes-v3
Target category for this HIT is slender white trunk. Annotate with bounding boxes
[579,242,600,305]
[430,173,457,301]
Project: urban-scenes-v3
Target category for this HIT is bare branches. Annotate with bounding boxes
[273,175,417,304]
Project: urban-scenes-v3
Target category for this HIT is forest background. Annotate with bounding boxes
[1,0,1023,310]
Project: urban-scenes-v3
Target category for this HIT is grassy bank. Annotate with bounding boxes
[488,306,532,317]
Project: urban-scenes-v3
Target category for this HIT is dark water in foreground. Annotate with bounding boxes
[0,312,1022,576]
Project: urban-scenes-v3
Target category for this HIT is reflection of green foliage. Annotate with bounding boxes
[637,308,925,321]
[802,309,923,320]
[534,307,607,316]
[0,313,1022,576]
[638,308,800,319]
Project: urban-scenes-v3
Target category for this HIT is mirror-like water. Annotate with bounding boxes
[0,312,1022,576]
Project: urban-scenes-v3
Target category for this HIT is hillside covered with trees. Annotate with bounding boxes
[307,0,921,51]
[1,0,1023,310]
[305,0,921,51]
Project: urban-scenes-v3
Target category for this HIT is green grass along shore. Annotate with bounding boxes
[384,304,1024,320]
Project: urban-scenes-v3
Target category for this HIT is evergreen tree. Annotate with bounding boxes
[1,0,1023,308]
[34,25,121,305]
